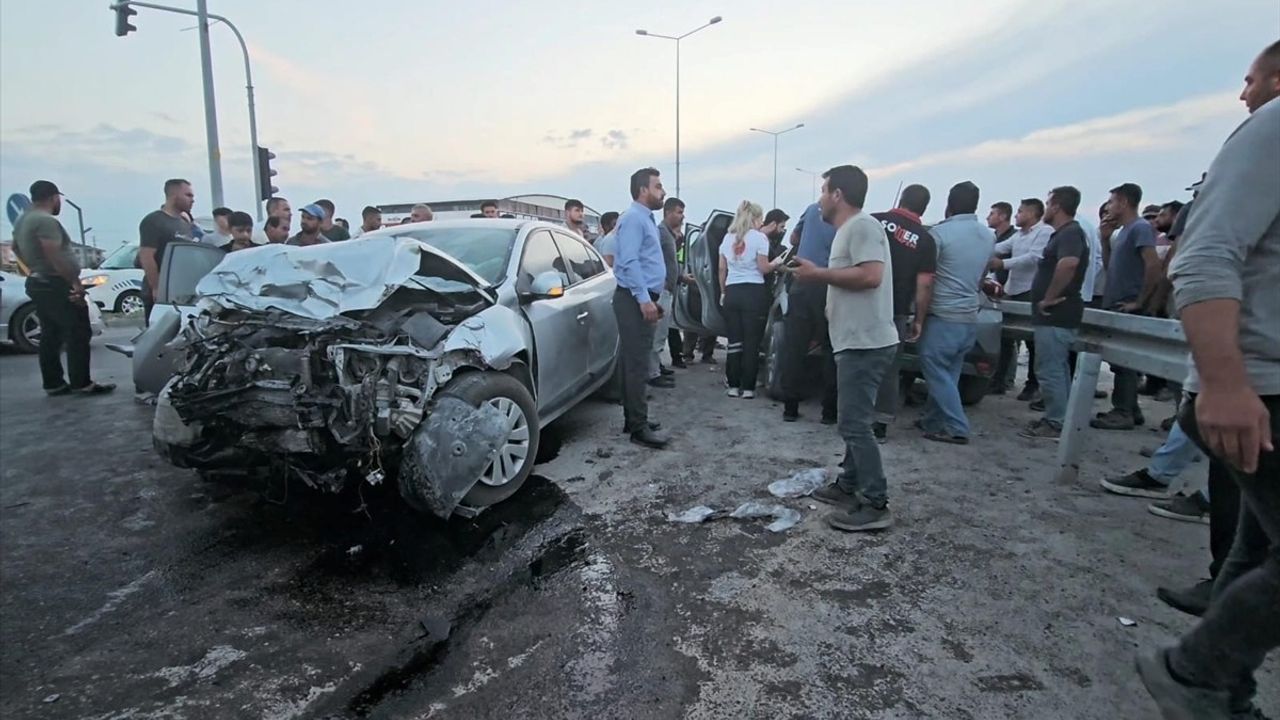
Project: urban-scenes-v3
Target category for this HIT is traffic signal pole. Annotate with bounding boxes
[109,1,264,219]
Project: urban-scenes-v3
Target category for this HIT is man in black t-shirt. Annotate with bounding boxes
[1020,185,1089,440]
[869,184,937,441]
[137,178,197,324]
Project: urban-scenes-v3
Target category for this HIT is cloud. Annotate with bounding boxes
[542,128,595,149]
[600,130,629,150]
[866,92,1242,179]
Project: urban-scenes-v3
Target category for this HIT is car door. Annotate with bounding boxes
[550,230,617,382]
[687,209,732,336]
[131,241,227,394]
[517,230,589,414]
[673,221,707,335]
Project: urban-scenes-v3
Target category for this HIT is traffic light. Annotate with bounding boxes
[112,3,138,37]
[256,146,278,201]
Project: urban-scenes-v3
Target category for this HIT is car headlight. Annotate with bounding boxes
[82,274,110,287]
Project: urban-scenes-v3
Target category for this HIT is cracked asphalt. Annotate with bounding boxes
[1,324,1275,719]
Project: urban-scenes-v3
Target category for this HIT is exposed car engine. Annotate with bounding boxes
[159,290,491,494]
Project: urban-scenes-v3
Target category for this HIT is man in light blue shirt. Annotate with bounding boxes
[916,181,995,443]
[612,167,669,448]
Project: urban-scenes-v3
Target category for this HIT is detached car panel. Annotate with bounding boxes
[148,221,616,517]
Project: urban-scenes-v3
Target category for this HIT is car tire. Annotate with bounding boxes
[9,303,39,354]
[443,371,540,508]
[115,289,144,315]
[959,374,990,406]
[763,318,786,401]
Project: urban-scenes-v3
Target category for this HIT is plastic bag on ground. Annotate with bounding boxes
[667,505,720,523]
[730,502,802,533]
[768,468,828,499]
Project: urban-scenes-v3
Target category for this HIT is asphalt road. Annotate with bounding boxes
[0,325,1274,719]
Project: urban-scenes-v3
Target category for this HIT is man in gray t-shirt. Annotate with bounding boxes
[1136,44,1280,719]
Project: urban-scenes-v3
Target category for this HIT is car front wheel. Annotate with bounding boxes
[440,371,540,508]
[116,289,144,315]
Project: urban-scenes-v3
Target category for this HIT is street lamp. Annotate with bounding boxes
[796,167,820,202]
[749,123,804,209]
[636,16,722,199]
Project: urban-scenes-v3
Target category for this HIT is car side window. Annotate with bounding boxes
[551,232,605,284]
[519,230,569,289]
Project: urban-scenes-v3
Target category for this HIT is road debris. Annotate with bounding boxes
[1118,617,1137,627]
[42,694,60,704]
[666,506,723,523]
[768,468,828,498]
[666,503,802,532]
[729,502,802,532]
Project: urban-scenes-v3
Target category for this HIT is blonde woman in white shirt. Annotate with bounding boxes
[718,200,783,398]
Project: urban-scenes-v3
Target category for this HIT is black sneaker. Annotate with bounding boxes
[1019,419,1060,440]
[872,422,887,443]
[647,376,675,389]
[1029,398,1045,412]
[812,484,860,510]
[827,505,892,532]
[1017,384,1039,402]
[1157,580,1213,617]
[671,357,688,369]
[1148,492,1210,525]
[659,365,674,376]
[1100,469,1172,498]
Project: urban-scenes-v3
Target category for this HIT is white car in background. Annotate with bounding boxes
[80,244,146,315]
[0,271,105,353]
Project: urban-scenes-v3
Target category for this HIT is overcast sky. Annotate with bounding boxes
[1,0,1276,248]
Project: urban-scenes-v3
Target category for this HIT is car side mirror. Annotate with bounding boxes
[527,271,565,300]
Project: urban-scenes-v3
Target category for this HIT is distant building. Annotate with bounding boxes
[377,194,604,234]
[1,240,104,272]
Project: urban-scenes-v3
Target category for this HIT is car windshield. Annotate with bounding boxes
[393,227,516,285]
[98,245,138,270]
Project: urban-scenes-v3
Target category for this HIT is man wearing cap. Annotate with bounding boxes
[11,181,115,396]
[287,205,332,246]
[316,199,350,242]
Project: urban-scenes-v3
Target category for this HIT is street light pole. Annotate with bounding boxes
[111,1,263,217]
[636,16,722,199]
[749,123,804,208]
[796,168,820,201]
[194,0,224,209]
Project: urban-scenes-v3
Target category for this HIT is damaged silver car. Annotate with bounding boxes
[152,221,618,517]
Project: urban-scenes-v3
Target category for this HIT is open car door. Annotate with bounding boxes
[680,209,731,337]
[130,241,227,395]
[672,220,706,335]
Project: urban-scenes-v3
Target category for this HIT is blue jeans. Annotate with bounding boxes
[835,346,897,507]
[1148,420,1205,486]
[1033,325,1075,428]
[919,318,978,438]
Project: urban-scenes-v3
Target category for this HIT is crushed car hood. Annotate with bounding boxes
[194,236,493,320]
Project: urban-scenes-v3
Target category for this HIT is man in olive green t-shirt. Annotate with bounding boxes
[11,180,114,396]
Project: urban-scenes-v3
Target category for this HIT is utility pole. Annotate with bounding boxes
[749,123,804,209]
[113,1,262,214]
[796,168,820,202]
[636,16,723,199]
[195,0,224,209]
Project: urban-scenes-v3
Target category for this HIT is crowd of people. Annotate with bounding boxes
[9,36,1276,720]
[601,39,1278,720]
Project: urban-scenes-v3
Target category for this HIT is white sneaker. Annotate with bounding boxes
[742,390,756,399]
[726,388,742,398]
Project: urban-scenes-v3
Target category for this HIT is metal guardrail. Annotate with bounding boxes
[998,300,1190,483]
